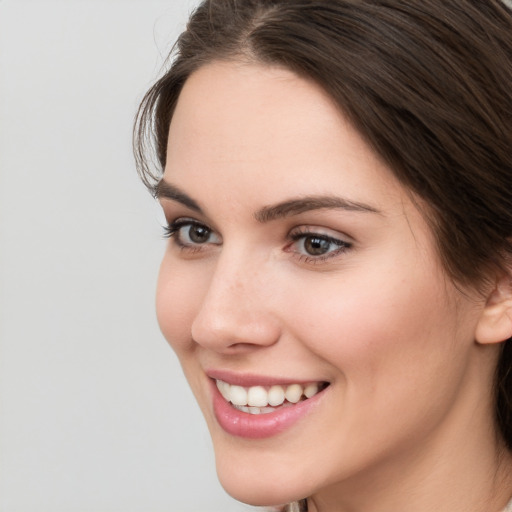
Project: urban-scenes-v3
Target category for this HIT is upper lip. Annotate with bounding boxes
[206,368,328,387]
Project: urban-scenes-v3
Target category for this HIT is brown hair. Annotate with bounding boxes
[134,0,512,449]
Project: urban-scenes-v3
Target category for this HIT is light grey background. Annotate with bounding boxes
[2,1,511,511]
[0,1,257,511]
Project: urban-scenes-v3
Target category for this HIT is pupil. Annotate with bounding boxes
[304,236,330,255]
[189,225,210,243]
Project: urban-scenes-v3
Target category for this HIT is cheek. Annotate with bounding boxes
[155,255,203,354]
[275,266,479,466]
[284,261,469,395]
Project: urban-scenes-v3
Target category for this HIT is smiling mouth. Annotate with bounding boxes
[215,379,330,415]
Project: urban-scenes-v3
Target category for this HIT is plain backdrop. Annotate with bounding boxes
[0,1,258,511]
[2,1,512,512]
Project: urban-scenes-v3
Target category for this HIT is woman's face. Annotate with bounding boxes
[156,61,489,506]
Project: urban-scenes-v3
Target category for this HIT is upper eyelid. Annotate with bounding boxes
[165,219,222,247]
[169,217,208,226]
[165,215,354,245]
[289,225,354,243]
[164,210,218,231]
[164,216,212,233]
[168,218,218,236]
[291,233,351,246]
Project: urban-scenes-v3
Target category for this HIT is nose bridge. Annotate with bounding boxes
[191,245,280,351]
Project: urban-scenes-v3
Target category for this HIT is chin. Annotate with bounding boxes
[217,469,300,508]
[213,443,310,507]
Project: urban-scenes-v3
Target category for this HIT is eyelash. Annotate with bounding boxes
[287,227,352,263]
[162,219,220,250]
[162,219,352,263]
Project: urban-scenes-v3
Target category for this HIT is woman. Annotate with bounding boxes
[134,1,512,511]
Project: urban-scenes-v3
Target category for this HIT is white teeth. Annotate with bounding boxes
[216,379,325,413]
[247,386,268,407]
[233,403,295,415]
[229,385,248,406]
[216,380,231,401]
[304,383,319,398]
[268,385,285,406]
[285,384,303,403]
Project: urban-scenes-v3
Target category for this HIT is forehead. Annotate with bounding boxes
[168,61,341,168]
[165,61,406,211]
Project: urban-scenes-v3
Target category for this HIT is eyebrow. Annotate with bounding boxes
[254,195,380,222]
[154,180,203,213]
[154,179,380,221]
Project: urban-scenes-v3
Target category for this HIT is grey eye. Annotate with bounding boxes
[187,224,211,244]
[290,229,352,261]
[174,222,221,246]
[303,236,332,255]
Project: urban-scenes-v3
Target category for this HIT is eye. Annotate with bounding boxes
[164,218,221,248]
[288,228,352,262]
[301,236,335,256]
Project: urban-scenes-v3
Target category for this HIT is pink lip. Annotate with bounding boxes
[207,369,320,387]
[209,376,328,439]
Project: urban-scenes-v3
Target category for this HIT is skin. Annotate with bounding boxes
[156,61,512,512]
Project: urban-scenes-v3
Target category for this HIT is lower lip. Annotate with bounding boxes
[211,380,326,439]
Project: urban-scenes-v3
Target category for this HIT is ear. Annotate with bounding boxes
[475,274,512,345]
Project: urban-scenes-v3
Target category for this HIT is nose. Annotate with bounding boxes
[190,250,281,354]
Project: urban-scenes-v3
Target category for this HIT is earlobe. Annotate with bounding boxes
[475,275,512,345]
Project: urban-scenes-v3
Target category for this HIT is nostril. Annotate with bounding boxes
[191,302,281,352]
[225,341,272,352]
